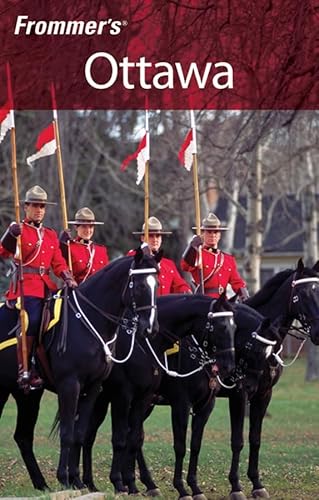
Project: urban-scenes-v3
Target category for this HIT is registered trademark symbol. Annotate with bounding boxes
[122,20,128,26]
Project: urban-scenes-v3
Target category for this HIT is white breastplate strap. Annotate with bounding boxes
[72,289,113,358]
[292,277,319,287]
[129,267,158,275]
[207,311,234,318]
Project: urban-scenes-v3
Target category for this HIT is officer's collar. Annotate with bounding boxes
[204,246,219,254]
[76,236,92,245]
[24,219,42,229]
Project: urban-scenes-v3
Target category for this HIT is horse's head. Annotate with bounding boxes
[288,259,319,345]
[123,246,160,337]
[232,305,279,399]
[201,294,236,379]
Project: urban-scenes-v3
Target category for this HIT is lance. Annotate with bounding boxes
[6,63,29,380]
[190,110,204,294]
[50,83,72,270]
[143,105,150,243]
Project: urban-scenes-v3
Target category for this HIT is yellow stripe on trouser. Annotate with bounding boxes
[0,338,17,351]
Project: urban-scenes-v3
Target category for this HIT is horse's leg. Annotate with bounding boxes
[137,405,161,495]
[56,377,81,487]
[69,382,103,489]
[228,390,248,500]
[122,398,152,495]
[0,388,9,418]
[246,390,273,499]
[13,389,49,491]
[171,401,193,499]
[82,388,111,491]
[109,391,131,493]
[187,397,216,499]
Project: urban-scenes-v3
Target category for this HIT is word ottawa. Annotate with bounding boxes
[85,53,233,90]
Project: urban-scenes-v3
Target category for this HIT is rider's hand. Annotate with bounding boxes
[59,229,72,245]
[191,235,203,249]
[9,223,21,238]
[61,270,78,289]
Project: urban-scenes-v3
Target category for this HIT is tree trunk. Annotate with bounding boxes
[223,178,239,253]
[303,152,319,381]
[243,145,263,293]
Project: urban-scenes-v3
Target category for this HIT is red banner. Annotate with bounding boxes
[0,0,318,109]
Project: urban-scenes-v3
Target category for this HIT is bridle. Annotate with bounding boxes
[217,324,277,390]
[146,302,236,379]
[288,275,319,336]
[123,267,158,334]
[68,264,158,361]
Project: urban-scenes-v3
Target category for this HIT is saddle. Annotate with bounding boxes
[0,291,66,388]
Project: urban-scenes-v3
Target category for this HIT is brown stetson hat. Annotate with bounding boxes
[192,212,229,231]
[132,216,172,235]
[68,207,104,225]
[22,185,57,205]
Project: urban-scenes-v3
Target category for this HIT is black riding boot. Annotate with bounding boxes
[17,335,43,390]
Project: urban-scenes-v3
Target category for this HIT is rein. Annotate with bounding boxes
[145,309,235,379]
[64,264,158,362]
[218,328,277,390]
[275,275,319,367]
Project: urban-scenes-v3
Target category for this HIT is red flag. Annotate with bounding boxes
[0,100,13,144]
[121,133,149,185]
[178,130,194,171]
[26,123,57,166]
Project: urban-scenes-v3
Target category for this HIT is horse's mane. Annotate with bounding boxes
[246,268,294,308]
[78,255,133,290]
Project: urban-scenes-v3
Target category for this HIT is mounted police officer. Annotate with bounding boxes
[129,216,191,295]
[181,212,249,301]
[59,207,109,284]
[0,185,77,389]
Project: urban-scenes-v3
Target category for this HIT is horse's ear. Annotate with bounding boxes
[296,258,304,274]
[229,293,237,304]
[154,249,163,263]
[215,291,226,308]
[134,246,143,264]
[313,260,319,273]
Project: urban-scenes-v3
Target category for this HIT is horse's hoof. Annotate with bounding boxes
[145,488,161,497]
[229,491,247,500]
[252,488,270,498]
[179,496,193,500]
[193,494,207,500]
[85,483,99,492]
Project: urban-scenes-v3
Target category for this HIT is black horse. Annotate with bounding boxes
[225,259,319,500]
[0,249,159,490]
[133,303,279,500]
[80,300,277,497]
[140,260,319,500]
[76,293,237,494]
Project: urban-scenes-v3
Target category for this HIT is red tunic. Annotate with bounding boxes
[0,221,69,299]
[181,248,246,298]
[127,250,191,296]
[69,238,109,284]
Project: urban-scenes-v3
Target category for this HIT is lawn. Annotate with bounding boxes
[0,358,318,499]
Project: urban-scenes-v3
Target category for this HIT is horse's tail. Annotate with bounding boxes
[49,410,60,440]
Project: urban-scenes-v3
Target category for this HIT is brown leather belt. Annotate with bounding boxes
[22,266,50,276]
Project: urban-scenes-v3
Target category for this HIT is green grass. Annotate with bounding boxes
[0,359,318,499]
